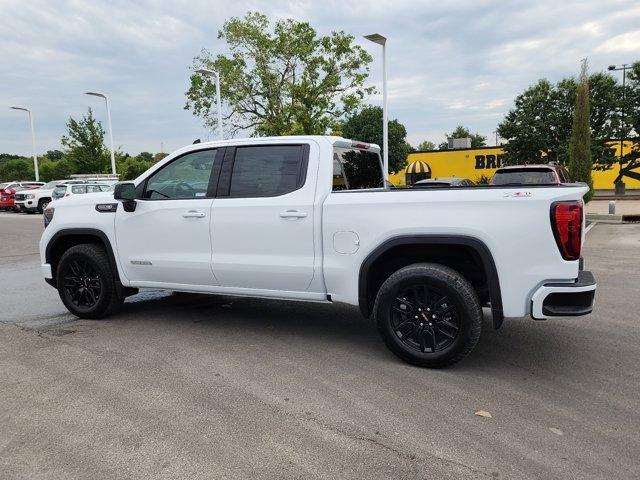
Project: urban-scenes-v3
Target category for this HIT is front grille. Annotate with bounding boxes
[14,194,26,201]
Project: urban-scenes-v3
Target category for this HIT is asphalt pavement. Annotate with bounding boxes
[1,212,639,479]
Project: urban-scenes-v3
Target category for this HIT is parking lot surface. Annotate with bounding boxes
[1,212,639,479]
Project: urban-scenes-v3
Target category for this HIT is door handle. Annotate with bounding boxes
[279,210,308,219]
[182,210,206,218]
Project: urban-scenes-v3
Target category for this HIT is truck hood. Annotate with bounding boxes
[50,191,115,208]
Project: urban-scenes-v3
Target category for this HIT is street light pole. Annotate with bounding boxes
[85,92,116,175]
[196,69,224,141]
[10,106,39,181]
[364,33,389,187]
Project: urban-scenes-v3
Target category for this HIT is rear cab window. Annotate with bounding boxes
[332,145,383,191]
[492,168,558,185]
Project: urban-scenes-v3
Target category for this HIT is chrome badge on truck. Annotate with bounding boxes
[503,191,532,198]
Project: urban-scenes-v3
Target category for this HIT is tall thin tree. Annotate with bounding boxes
[568,58,594,202]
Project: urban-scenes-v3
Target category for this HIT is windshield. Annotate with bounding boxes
[492,168,557,185]
[41,181,60,189]
[332,147,383,191]
[52,186,67,197]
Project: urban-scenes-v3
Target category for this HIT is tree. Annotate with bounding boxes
[185,11,374,136]
[38,157,75,182]
[416,140,436,151]
[0,158,33,181]
[568,59,594,201]
[154,152,169,162]
[497,73,620,168]
[61,108,110,174]
[438,125,486,150]
[341,105,412,174]
[615,61,640,184]
[45,150,64,161]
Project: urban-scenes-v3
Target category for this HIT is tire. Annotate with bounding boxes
[373,263,482,368]
[56,244,124,319]
[37,198,50,214]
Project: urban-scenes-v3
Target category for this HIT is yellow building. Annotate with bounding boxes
[389,141,639,190]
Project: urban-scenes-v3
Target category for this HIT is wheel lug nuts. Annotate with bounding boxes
[432,314,436,319]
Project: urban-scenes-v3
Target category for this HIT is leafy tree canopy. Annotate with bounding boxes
[61,108,110,174]
[497,71,625,169]
[416,140,436,151]
[341,105,412,174]
[438,125,486,150]
[185,11,374,137]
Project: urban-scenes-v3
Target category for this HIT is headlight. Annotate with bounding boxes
[26,193,35,199]
[43,206,55,227]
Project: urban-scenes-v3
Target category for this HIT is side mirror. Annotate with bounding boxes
[114,182,137,212]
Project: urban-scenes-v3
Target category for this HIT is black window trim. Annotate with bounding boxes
[216,143,310,199]
[137,147,223,201]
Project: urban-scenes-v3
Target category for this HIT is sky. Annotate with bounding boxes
[1,0,639,156]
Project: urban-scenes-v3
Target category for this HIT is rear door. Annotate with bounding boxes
[210,143,316,291]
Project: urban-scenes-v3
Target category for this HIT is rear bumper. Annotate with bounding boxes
[531,270,596,320]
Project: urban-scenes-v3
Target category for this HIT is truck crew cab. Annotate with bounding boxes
[40,136,596,367]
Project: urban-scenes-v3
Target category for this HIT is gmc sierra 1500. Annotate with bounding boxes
[40,136,596,367]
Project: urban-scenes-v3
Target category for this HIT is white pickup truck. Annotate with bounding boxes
[40,136,596,367]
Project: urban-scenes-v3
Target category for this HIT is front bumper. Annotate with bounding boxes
[15,200,37,212]
[531,270,596,320]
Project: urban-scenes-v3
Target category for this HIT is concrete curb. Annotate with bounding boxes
[586,214,622,223]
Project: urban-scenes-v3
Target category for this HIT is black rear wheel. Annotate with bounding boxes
[374,263,482,368]
[56,244,123,319]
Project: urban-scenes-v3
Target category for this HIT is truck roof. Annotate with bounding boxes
[189,135,381,153]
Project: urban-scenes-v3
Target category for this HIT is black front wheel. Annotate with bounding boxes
[56,244,124,319]
[374,263,482,368]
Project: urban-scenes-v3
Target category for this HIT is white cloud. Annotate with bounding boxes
[0,0,638,155]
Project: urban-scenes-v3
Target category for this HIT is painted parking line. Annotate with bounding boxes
[585,222,597,234]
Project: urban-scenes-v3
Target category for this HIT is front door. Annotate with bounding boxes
[115,148,218,287]
[211,144,316,292]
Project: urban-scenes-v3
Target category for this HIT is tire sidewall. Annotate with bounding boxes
[56,247,115,318]
[374,265,481,366]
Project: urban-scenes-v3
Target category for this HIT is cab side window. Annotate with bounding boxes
[72,185,86,194]
[227,145,306,197]
[143,149,216,199]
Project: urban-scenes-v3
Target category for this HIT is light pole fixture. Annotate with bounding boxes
[364,33,389,187]
[608,63,630,189]
[85,91,116,175]
[196,69,224,141]
[10,106,39,181]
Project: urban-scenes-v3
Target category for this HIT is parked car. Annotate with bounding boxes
[0,181,44,211]
[490,163,571,185]
[15,179,106,214]
[51,183,113,200]
[414,177,476,187]
[40,136,595,368]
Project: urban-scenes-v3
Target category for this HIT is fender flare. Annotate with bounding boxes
[45,228,120,286]
[358,235,504,329]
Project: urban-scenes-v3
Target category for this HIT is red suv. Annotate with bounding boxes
[0,181,44,211]
[490,164,571,185]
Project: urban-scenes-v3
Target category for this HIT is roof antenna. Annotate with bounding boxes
[193,138,201,144]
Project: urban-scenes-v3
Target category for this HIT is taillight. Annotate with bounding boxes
[551,201,583,260]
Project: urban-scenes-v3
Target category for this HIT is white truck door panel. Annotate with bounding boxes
[114,148,218,287]
[211,143,317,291]
[115,199,216,286]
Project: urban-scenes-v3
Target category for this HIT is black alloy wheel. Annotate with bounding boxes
[62,259,103,310]
[56,244,124,319]
[391,285,460,353]
[373,263,482,368]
